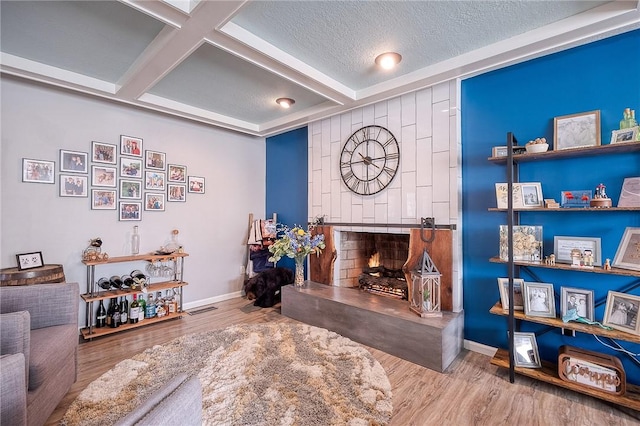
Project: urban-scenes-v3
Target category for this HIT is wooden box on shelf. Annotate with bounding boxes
[558,345,625,396]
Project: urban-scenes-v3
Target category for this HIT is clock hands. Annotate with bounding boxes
[357,153,381,169]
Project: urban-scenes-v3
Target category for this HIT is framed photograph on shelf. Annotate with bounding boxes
[120,135,142,157]
[560,190,592,208]
[603,291,640,336]
[553,236,602,267]
[553,110,601,151]
[612,227,640,272]
[145,150,166,170]
[560,287,595,321]
[91,141,117,164]
[188,176,205,194]
[617,177,640,208]
[495,183,522,209]
[145,171,166,191]
[120,157,142,179]
[610,127,638,144]
[523,282,556,318]
[499,225,542,262]
[59,149,88,173]
[120,180,142,200]
[91,189,116,210]
[145,193,165,211]
[497,277,524,311]
[168,184,186,202]
[520,183,543,208]
[119,201,141,221]
[59,174,87,197]
[513,332,542,368]
[168,164,187,183]
[16,251,44,270]
[22,158,54,184]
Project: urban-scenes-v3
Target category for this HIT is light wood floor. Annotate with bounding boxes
[47,297,639,425]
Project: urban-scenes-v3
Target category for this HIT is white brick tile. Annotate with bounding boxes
[433,82,449,103]
[312,170,322,206]
[433,151,450,202]
[416,137,432,187]
[341,191,352,222]
[416,185,434,220]
[401,171,417,219]
[433,100,450,153]
[374,100,388,118]
[387,187,402,223]
[312,135,322,170]
[374,203,388,223]
[352,203,363,223]
[387,98,402,140]
[331,180,342,220]
[321,156,331,193]
[401,125,416,173]
[351,108,363,127]
[362,196,375,219]
[363,104,375,125]
[401,92,416,126]
[416,87,432,139]
[330,115,341,143]
[432,202,450,225]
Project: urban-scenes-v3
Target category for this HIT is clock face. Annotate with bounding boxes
[340,125,400,195]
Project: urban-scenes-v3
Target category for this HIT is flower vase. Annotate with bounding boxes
[294,257,305,287]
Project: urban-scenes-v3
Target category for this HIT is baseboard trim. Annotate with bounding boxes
[183,291,242,311]
[464,339,497,357]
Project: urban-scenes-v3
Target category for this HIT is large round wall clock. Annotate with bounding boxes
[339,125,400,195]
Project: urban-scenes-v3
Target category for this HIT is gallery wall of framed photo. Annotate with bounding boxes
[22,135,206,221]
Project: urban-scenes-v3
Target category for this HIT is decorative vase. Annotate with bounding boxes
[294,257,305,287]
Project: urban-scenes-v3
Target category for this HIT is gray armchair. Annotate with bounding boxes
[0,282,79,426]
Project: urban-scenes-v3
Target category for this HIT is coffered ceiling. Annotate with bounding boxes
[1,1,638,136]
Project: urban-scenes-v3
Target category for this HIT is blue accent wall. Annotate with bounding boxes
[266,126,308,270]
[462,30,640,383]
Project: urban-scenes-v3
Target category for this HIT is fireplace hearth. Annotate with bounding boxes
[359,255,408,299]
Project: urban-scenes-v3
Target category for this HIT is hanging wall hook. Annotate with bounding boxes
[420,217,436,243]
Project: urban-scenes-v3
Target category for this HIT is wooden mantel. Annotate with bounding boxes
[310,225,453,312]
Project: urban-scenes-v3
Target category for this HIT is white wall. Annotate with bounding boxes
[0,77,266,325]
[307,80,463,311]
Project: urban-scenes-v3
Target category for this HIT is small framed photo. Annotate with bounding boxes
[59,174,88,197]
[617,177,640,208]
[497,277,524,311]
[145,193,165,211]
[120,135,143,157]
[603,291,640,336]
[553,236,602,267]
[610,127,638,144]
[520,183,543,208]
[523,282,556,318]
[59,149,88,173]
[168,164,187,183]
[612,227,640,272]
[188,176,205,194]
[91,165,116,187]
[499,225,542,262]
[560,190,592,208]
[119,201,141,221]
[513,332,542,368]
[492,146,508,158]
[168,184,186,202]
[91,141,117,164]
[553,110,601,151]
[120,179,142,200]
[120,157,142,179]
[16,251,44,270]
[560,287,595,321]
[22,158,54,184]
[145,171,166,191]
[145,150,166,170]
[91,189,116,210]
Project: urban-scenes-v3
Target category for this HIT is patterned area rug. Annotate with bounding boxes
[62,323,393,425]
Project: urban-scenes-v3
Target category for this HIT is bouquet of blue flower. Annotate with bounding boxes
[268,224,325,264]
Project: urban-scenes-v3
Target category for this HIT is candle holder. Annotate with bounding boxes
[410,249,442,318]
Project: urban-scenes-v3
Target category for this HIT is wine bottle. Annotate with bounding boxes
[138,294,146,322]
[131,225,140,255]
[145,293,156,319]
[105,298,114,328]
[111,298,121,328]
[98,277,110,290]
[110,275,123,290]
[129,294,140,324]
[119,297,129,325]
[121,274,134,288]
[96,299,107,328]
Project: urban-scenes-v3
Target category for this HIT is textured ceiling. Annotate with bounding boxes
[1,1,638,136]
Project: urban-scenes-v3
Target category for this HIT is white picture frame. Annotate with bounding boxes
[523,282,556,318]
[495,182,542,209]
[610,127,638,144]
[617,177,640,208]
[603,291,640,336]
[553,236,602,267]
[612,227,640,272]
[497,277,524,311]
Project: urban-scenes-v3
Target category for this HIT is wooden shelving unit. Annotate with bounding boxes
[489,256,640,278]
[488,140,640,163]
[81,252,188,340]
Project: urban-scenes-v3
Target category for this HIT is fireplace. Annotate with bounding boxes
[357,236,409,299]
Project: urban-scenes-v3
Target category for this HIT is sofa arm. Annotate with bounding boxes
[0,353,27,426]
[0,311,30,387]
[0,282,79,330]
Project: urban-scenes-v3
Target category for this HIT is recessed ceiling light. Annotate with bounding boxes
[375,52,402,70]
[276,98,295,108]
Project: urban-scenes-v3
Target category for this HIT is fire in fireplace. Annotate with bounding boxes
[359,252,408,299]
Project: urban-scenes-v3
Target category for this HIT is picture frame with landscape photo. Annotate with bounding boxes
[59,149,88,173]
[612,227,640,272]
[497,277,524,311]
[16,251,44,271]
[554,110,601,151]
[91,189,116,210]
[22,158,55,184]
[603,291,640,336]
[560,287,594,321]
[120,157,142,179]
[59,174,87,198]
[145,150,166,170]
[523,282,556,318]
[610,127,638,144]
[513,332,542,369]
[553,236,602,267]
[120,180,142,200]
[91,141,117,164]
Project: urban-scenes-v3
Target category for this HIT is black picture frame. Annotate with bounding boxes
[16,251,44,270]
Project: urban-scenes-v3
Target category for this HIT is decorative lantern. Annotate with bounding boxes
[410,249,442,317]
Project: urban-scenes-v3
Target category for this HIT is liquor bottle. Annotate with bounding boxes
[129,294,140,324]
[105,298,114,328]
[111,298,121,328]
[155,291,166,318]
[119,297,129,325]
[137,293,146,322]
[131,225,140,255]
[629,109,638,128]
[167,288,177,314]
[96,299,107,328]
[145,293,156,318]
[110,275,123,290]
